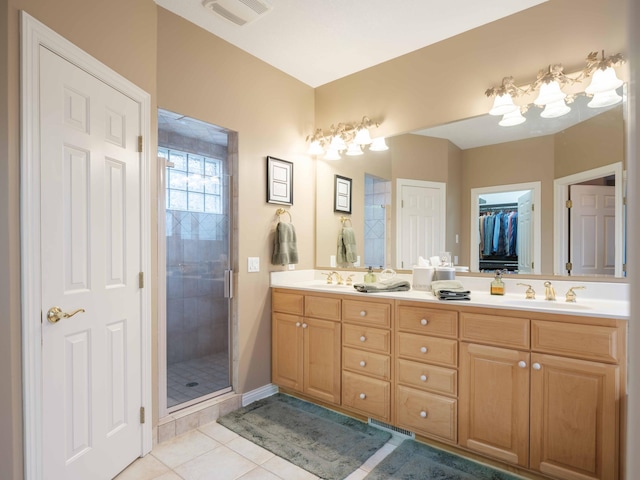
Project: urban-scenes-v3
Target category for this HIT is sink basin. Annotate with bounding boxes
[500,299,592,310]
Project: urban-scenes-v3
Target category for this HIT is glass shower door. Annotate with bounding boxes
[160,136,232,410]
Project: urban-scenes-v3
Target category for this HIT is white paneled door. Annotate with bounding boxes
[570,185,616,276]
[39,46,143,479]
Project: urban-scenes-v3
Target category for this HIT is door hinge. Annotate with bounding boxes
[566,262,573,271]
[139,272,144,288]
[531,262,534,269]
[566,200,573,208]
[623,263,627,273]
[531,203,534,211]
[137,135,143,153]
[140,406,145,424]
[623,196,627,206]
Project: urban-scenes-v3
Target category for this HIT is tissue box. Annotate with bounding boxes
[412,267,434,291]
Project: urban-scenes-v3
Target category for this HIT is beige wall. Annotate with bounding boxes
[314,0,627,137]
[156,6,315,398]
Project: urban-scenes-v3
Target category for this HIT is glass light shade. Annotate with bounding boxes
[499,108,526,127]
[329,135,347,151]
[585,67,623,95]
[323,148,341,161]
[540,99,571,118]
[345,143,363,156]
[534,80,566,106]
[369,137,389,151]
[354,127,373,145]
[307,140,324,155]
[588,89,622,108]
[489,93,518,116]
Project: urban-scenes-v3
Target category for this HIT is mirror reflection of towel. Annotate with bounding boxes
[337,226,358,265]
[272,222,298,265]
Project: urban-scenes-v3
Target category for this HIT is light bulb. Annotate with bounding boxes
[354,127,372,145]
[534,81,566,106]
[586,67,623,95]
[540,99,571,118]
[489,93,518,116]
[369,137,389,151]
[499,108,526,127]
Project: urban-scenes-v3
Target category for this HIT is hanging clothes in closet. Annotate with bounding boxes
[478,204,518,271]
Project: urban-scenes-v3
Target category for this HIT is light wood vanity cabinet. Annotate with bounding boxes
[394,302,459,444]
[459,311,623,480]
[271,289,341,405]
[271,288,626,480]
[341,298,393,422]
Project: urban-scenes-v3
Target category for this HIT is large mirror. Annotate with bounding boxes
[315,88,626,278]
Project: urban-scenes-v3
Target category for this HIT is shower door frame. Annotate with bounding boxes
[157,137,236,418]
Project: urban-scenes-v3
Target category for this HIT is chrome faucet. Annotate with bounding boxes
[565,286,586,302]
[544,281,556,301]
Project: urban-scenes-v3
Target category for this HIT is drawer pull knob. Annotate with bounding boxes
[420,346,428,353]
[302,323,308,329]
[360,336,367,342]
[359,393,366,400]
[360,311,367,317]
[360,360,366,367]
[295,322,301,327]
[532,362,541,370]
[421,319,428,326]
[420,410,428,418]
[518,361,527,368]
[420,374,428,382]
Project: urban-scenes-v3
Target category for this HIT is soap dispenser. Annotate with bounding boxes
[364,266,377,283]
[491,270,505,295]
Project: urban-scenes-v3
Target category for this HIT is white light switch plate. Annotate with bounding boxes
[248,257,260,272]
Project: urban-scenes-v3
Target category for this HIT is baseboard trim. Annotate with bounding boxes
[242,384,279,406]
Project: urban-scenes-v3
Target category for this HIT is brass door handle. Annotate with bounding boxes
[47,306,85,324]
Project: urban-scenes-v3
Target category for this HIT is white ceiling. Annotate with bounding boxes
[154,0,547,88]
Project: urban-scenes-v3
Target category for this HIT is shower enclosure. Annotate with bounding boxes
[158,109,233,411]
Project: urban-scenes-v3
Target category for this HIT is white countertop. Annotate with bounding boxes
[271,270,629,320]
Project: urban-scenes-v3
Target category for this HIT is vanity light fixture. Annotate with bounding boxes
[306,116,387,160]
[485,51,625,126]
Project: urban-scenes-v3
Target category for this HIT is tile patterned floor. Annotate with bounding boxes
[116,421,403,480]
[167,352,230,407]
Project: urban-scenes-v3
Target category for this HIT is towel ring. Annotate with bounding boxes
[340,216,352,226]
[275,208,292,222]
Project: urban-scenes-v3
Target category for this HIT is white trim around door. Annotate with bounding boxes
[20,12,152,479]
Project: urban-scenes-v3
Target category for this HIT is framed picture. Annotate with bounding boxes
[334,175,352,214]
[266,156,293,205]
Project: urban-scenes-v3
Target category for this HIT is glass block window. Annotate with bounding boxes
[160,147,224,214]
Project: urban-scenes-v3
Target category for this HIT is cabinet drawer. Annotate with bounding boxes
[531,320,621,363]
[397,332,458,367]
[305,295,341,321]
[343,300,391,328]
[396,385,457,443]
[397,306,458,338]
[460,313,530,349]
[397,359,457,396]
[343,324,391,354]
[342,370,391,421]
[272,290,304,315]
[343,347,391,380]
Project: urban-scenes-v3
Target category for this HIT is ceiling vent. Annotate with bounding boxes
[202,0,272,26]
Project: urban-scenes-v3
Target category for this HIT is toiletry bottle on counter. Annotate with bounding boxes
[364,266,376,283]
[491,270,505,295]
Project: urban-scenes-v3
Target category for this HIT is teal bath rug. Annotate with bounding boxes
[365,439,524,480]
[218,393,391,480]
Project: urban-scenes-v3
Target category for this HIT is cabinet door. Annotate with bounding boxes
[459,343,530,467]
[304,317,341,404]
[530,353,619,480]
[272,312,304,391]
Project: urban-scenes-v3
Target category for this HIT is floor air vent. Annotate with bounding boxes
[202,0,272,26]
[368,418,415,439]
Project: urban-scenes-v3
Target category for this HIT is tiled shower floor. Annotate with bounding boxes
[167,352,230,408]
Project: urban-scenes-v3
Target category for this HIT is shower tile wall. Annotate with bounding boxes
[166,210,229,365]
[364,175,391,268]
